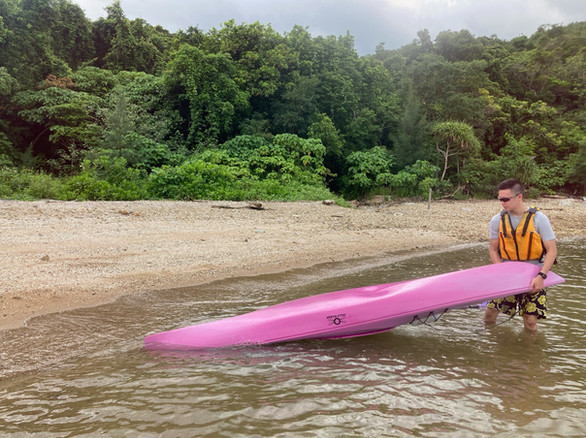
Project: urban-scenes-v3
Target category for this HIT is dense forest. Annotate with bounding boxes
[1,0,585,201]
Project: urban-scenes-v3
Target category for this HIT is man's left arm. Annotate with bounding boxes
[530,239,557,292]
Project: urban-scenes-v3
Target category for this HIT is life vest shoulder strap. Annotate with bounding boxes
[499,209,508,237]
[521,206,538,237]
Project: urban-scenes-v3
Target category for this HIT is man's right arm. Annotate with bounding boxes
[489,238,501,264]
[489,215,501,264]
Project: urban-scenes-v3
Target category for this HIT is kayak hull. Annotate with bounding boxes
[144,262,565,349]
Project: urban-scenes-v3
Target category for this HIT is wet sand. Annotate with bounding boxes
[1,198,584,331]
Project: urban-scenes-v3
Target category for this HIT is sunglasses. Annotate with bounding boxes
[498,194,520,202]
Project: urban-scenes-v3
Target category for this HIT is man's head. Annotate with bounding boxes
[497,179,524,212]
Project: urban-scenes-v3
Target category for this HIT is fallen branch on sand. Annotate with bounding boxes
[212,202,265,210]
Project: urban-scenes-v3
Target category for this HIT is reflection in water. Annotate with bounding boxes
[0,239,584,437]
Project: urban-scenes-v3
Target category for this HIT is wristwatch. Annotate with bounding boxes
[537,272,547,280]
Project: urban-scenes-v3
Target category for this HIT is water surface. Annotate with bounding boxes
[1,239,584,437]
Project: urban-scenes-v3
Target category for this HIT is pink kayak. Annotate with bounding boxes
[144,262,565,349]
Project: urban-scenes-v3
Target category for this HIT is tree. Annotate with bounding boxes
[163,44,250,147]
[0,0,94,85]
[0,0,66,86]
[343,108,382,152]
[0,66,19,164]
[271,75,319,134]
[213,133,327,185]
[307,113,344,187]
[12,81,102,172]
[93,1,171,74]
[566,137,586,195]
[497,135,539,186]
[71,66,117,98]
[392,83,432,168]
[435,29,484,62]
[96,72,183,169]
[114,71,181,145]
[390,28,433,64]
[100,90,133,153]
[51,0,95,70]
[408,53,496,124]
[307,113,343,166]
[204,20,292,98]
[432,121,480,180]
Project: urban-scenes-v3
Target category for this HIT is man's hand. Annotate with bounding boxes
[529,275,544,293]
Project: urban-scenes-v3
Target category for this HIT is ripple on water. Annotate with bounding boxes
[0,239,584,437]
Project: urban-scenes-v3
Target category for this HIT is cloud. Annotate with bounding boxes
[71,0,585,54]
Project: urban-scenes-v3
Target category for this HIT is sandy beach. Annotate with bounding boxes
[1,198,585,331]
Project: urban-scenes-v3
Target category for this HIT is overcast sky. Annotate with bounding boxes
[70,0,585,55]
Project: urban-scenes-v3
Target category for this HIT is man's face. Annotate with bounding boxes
[498,189,521,211]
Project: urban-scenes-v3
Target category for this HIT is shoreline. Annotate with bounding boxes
[1,198,585,332]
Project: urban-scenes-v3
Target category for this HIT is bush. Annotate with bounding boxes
[146,134,337,202]
[342,146,396,198]
[0,167,65,200]
[345,157,442,199]
[147,157,341,202]
[64,156,148,200]
[219,134,328,185]
[148,160,241,200]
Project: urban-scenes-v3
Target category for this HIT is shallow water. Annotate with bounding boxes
[1,239,585,437]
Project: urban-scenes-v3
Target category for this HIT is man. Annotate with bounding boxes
[483,179,558,331]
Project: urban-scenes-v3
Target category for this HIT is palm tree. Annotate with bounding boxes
[432,121,480,180]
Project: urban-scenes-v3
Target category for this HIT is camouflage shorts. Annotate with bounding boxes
[486,289,547,319]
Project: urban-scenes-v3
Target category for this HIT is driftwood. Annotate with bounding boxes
[212,202,265,210]
[437,185,465,200]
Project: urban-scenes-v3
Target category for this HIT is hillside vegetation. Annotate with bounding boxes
[1,1,584,200]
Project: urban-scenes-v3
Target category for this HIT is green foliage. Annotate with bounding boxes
[164,44,250,147]
[307,113,344,188]
[94,74,185,171]
[50,0,94,70]
[462,135,544,196]
[217,133,327,185]
[71,67,117,98]
[0,167,64,199]
[498,135,539,185]
[96,1,172,74]
[92,135,182,173]
[392,84,433,168]
[307,113,343,160]
[65,156,148,200]
[0,1,584,199]
[0,0,93,87]
[147,159,241,200]
[112,71,181,146]
[566,137,586,194]
[218,134,270,161]
[145,133,335,201]
[0,123,14,164]
[405,53,496,125]
[343,146,395,197]
[0,66,19,95]
[12,85,102,170]
[253,133,326,183]
[435,30,484,62]
[147,155,338,202]
[271,75,320,135]
[376,160,443,198]
[204,20,291,98]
